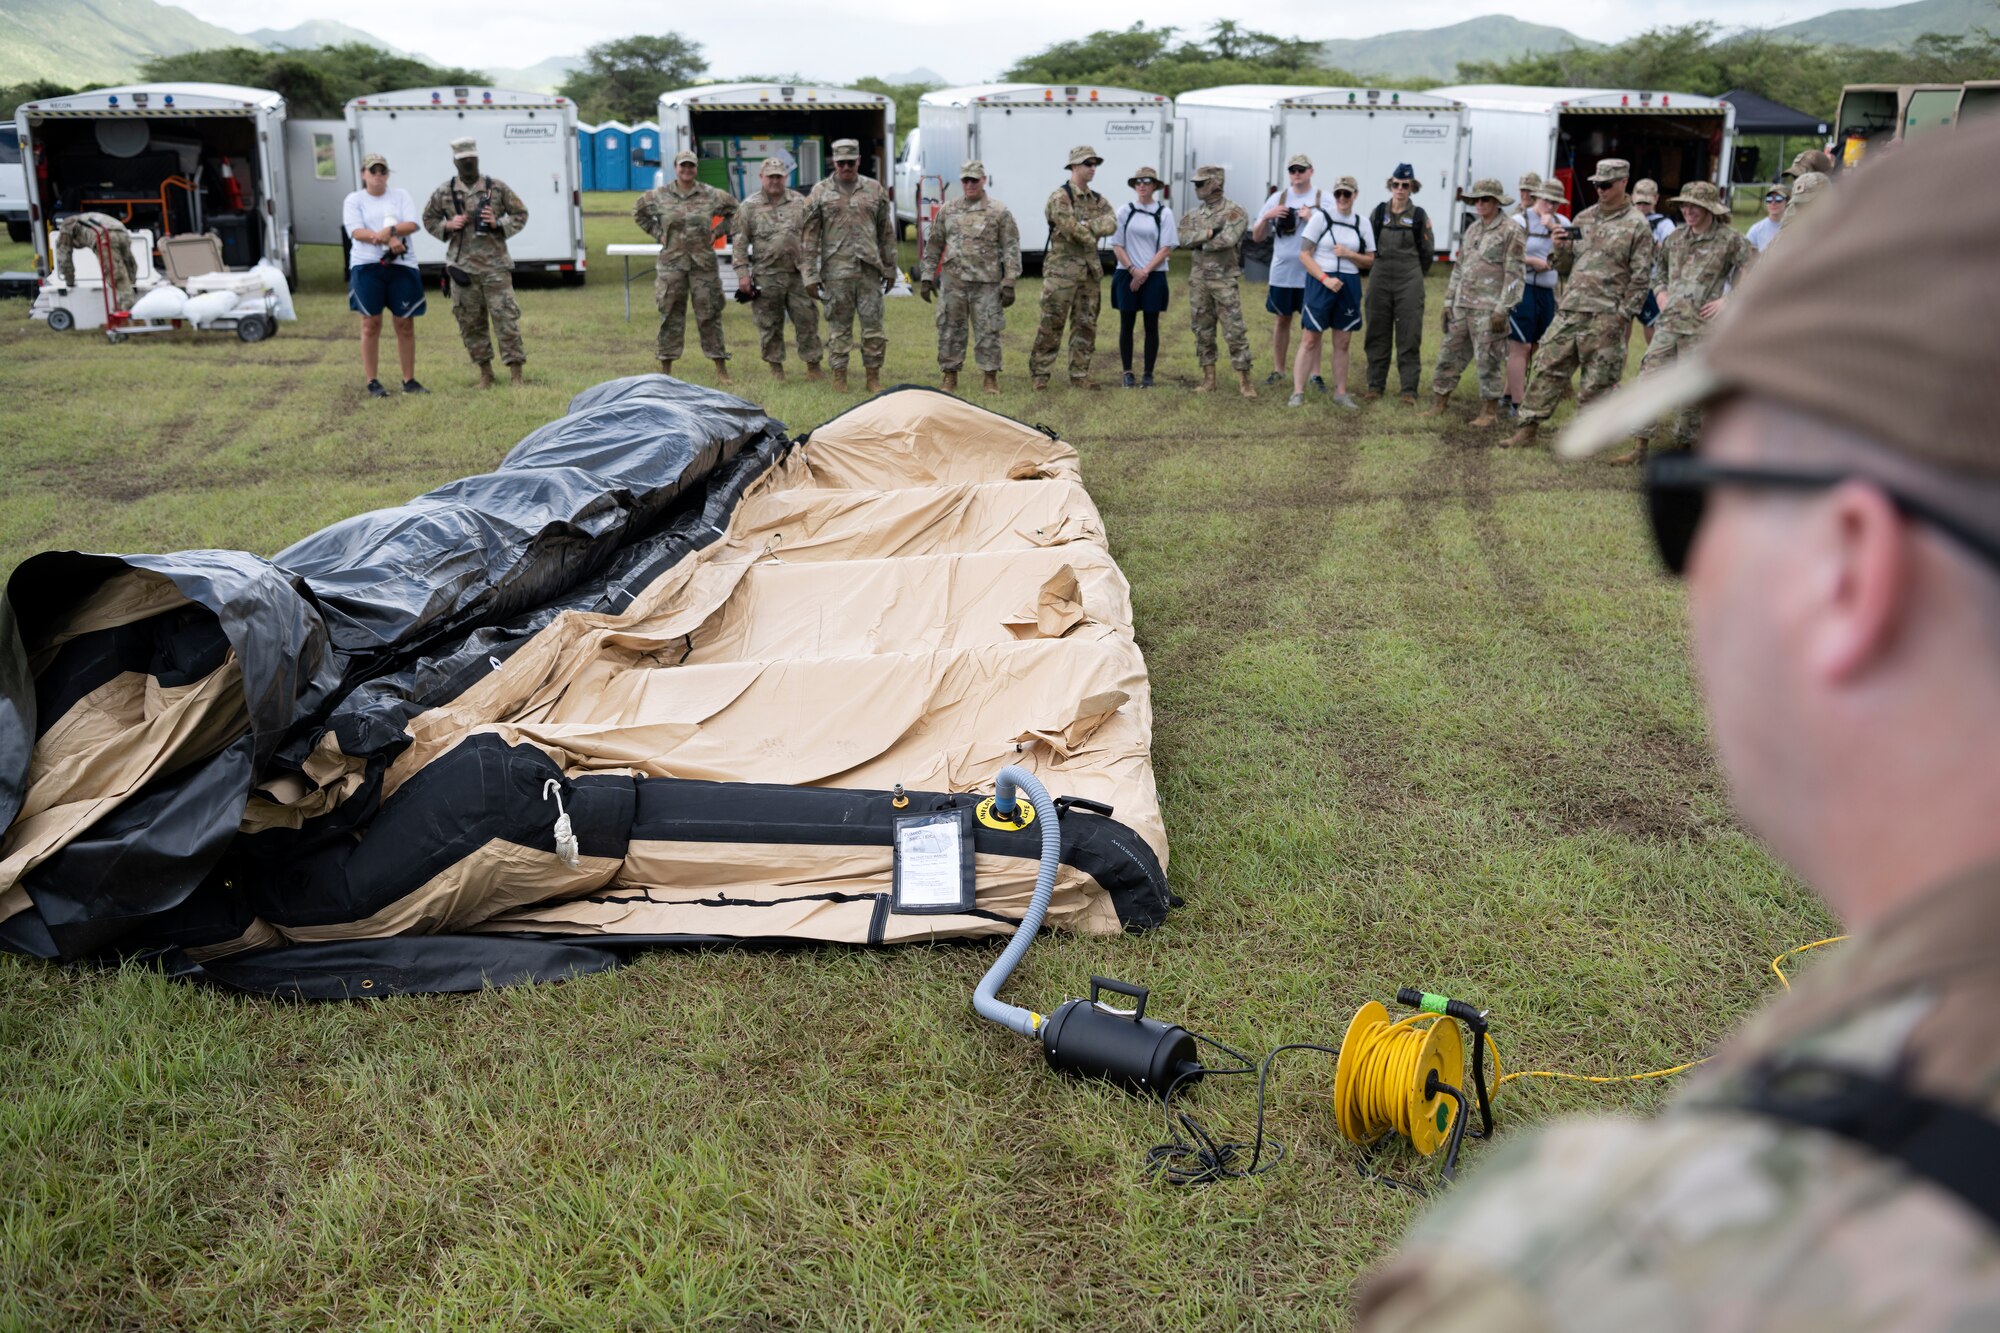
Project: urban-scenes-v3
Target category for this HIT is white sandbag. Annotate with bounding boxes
[128,286,188,320]
[183,291,238,326]
[251,259,296,322]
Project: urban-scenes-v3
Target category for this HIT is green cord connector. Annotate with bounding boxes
[1418,992,1450,1016]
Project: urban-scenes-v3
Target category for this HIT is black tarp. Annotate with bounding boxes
[1719,90,1831,138]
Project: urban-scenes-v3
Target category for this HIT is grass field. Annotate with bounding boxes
[0,196,1835,1329]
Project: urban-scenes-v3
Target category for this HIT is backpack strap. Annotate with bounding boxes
[1725,1058,2000,1232]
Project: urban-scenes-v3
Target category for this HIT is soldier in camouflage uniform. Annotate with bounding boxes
[730,157,822,382]
[1784,147,1838,181]
[54,212,137,310]
[1360,121,2000,1333]
[1609,180,1754,464]
[802,138,898,392]
[1421,179,1525,428]
[421,138,530,386]
[634,149,737,385]
[921,158,1021,394]
[1770,171,1831,255]
[1030,144,1117,390]
[1504,159,1655,448]
[1178,164,1256,397]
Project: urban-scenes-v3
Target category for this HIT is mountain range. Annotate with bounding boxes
[1316,17,1599,82]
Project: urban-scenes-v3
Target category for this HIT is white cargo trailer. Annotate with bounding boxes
[1,124,29,242]
[15,83,297,279]
[1427,85,1736,218]
[345,87,587,281]
[285,117,355,248]
[1174,85,1469,254]
[654,83,895,196]
[912,84,1180,270]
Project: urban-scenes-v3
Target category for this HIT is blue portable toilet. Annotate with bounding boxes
[631,122,661,184]
[592,122,632,191]
[577,122,597,191]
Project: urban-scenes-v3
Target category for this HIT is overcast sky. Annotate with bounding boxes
[174,0,1915,84]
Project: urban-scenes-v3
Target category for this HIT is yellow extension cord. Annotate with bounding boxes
[1330,935,1854,1153]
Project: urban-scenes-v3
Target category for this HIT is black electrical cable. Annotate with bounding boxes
[1145,1035,1343,1186]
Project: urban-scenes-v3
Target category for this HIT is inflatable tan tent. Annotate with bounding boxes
[0,380,1171,996]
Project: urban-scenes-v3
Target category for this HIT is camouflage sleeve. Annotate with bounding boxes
[1552,213,1578,280]
[55,230,75,287]
[710,188,737,244]
[920,203,945,278]
[1000,207,1021,285]
[1622,224,1656,320]
[1655,233,1677,301]
[1729,230,1755,288]
[495,181,528,240]
[1443,248,1462,306]
[1089,195,1116,239]
[729,203,752,274]
[421,182,453,242]
[1497,222,1525,311]
[1047,190,1095,246]
[1419,213,1436,274]
[876,189,898,273]
[631,192,660,242]
[800,189,824,286]
[1205,205,1246,251]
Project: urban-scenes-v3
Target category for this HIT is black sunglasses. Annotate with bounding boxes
[365,165,389,175]
[1333,189,1355,197]
[1287,165,1310,174]
[1645,453,2000,577]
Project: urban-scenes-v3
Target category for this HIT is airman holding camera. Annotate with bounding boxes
[422,137,530,387]
[1254,153,1328,390]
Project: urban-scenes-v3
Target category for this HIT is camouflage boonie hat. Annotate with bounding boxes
[1631,177,1660,200]
[1589,158,1630,183]
[1459,177,1513,206]
[1128,165,1162,186]
[1286,152,1313,171]
[959,159,986,179]
[758,156,789,177]
[1067,144,1103,167]
[450,137,478,160]
[1787,148,1836,178]
[1518,170,1542,190]
[1191,163,1224,184]
[361,152,388,172]
[1788,171,1830,209]
[1668,179,1730,218]
[830,139,861,161]
[671,149,697,168]
[1534,181,1569,205]
[1331,174,1359,195]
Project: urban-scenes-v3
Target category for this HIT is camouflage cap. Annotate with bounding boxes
[361,152,388,172]
[1787,148,1837,178]
[1331,174,1359,195]
[1762,183,1791,201]
[1286,152,1313,171]
[450,137,478,160]
[758,156,790,177]
[1559,114,2000,480]
[1589,158,1630,183]
[1667,179,1730,218]
[1127,165,1162,186]
[1789,171,1830,209]
[672,149,698,168]
[960,159,986,180]
[1191,163,1225,184]
[1631,177,1660,201]
[1518,170,1543,189]
[1067,144,1104,167]
[1458,178,1513,206]
[830,139,861,161]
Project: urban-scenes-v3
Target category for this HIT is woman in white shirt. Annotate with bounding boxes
[341,152,428,397]
[1506,181,1569,414]
[1292,175,1374,409]
[1111,168,1175,388]
[1746,185,1787,251]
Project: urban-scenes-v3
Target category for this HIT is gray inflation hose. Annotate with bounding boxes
[971,765,1062,1039]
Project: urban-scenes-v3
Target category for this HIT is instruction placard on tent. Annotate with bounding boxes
[891,808,975,915]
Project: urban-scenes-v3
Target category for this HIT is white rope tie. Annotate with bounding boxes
[541,779,580,868]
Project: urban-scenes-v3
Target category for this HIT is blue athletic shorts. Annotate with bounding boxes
[1637,289,1660,327]
[1265,284,1305,316]
[1508,285,1556,344]
[1302,273,1363,333]
[349,262,428,318]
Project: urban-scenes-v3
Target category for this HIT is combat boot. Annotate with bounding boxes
[1192,365,1216,394]
[476,360,495,389]
[983,371,1000,395]
[1238,369,1257,398]
[1468,398,1501,428]
[1502,421,1540,449]
[805,362,823,382]
[832,368,848,391]
[940,370,958,392]
[1032,377,1050,391]
[865,368,882,393]
[1418,395,1447,418]
[713,358,733,387]
[1608,439,1649,467]
[509,364,524,387]
[767,361,785,382]
[658,358,673,377]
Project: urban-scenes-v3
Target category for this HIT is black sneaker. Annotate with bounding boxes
[1140,374,1154,388]
[1121,371,1137,388]
[1310,375,1329,394]
[366,379,390,398]
[403,379,430,395]
[1263,371,1284,386]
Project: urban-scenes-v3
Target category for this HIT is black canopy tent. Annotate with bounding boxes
[1720,90,1832,184]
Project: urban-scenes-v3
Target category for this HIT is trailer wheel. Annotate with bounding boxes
[46,307,73,332]
[106,331,125,344]
[562,269,586,287]
[5,219,27,243]
[235,315,271,343]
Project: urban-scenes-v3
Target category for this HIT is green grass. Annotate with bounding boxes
[0,199,1834,1329]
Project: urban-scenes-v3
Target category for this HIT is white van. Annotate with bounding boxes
[1,125,29,242]
[344,87,587,281]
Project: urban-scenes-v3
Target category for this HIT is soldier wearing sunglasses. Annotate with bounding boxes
[1360,118,2000,1332]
